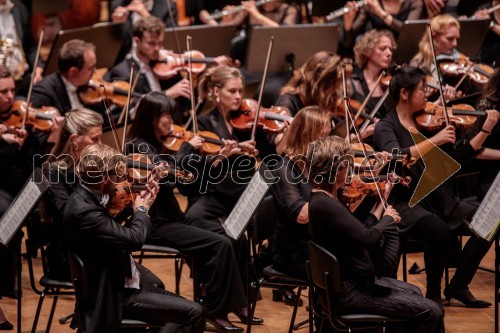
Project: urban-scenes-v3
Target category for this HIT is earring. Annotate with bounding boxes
[216,96,220,103]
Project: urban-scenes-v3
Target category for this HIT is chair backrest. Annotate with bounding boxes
[68,251,89,331]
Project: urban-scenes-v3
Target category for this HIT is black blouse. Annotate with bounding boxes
[276,93,305,116]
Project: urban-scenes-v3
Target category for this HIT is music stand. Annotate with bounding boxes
[43,22,125,76]
[164,25,237,56]
[310,0,347,16]
[245,24,340,74]
[32,0,69,14]
[393,18,491,64]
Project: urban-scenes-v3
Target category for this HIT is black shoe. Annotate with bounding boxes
[206,317,243,333]
[0,321,13,330]
[272,288,304,306]
[232,309,264,325]
[444,288,492,308]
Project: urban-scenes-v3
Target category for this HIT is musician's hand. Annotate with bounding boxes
[220,5,237,23]
[242,1,260,18]
[47,116,65,144]
[0,124,7,135]
[188,135,205,150]
[473,9,490,19]
[2,133,25,146]
[384,205,400,223]
[213,55,238,67]
[219,139,239,158]
[135,179,159,211]
[442,84,456,103]
[423,0,445,17]
[367,0,384,17]
[343,2,358,31]
[199,10,218,25]
[14,127,28,139]
[34,66,44,84]
[431,124,456,146]
[360,117,379,139]
[165,79,191,99]
[126,0,151,17]
[483,109,499,132]
[111,6,129,23]
[237,139,258,156]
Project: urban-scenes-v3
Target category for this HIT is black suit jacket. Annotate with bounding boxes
[30,73,72,115]
[11,0,38,69]
[63,184,151,333]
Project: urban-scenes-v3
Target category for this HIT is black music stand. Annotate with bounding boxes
[245,23,340,74]
[393,18,491,64]
[310,0,347,16]
[43,22,125,76]
[163,24,238,56]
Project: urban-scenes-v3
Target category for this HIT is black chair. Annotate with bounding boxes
[67,251,162,332]
[25,238,74,333]
[247,196,312,333]
[308,241,409,333]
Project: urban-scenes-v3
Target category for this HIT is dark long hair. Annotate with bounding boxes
[481,67,500,104]
[389,65,426,105]
[127,92,177,148]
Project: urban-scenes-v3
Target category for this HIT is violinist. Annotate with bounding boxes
[266,106,332,305]
[0,65,29,330]
[63,143,205,333]
[126,91,257,332]
[306,135,444,333]
[41,108,104,283]
[348,29,396,128]
[110,0,178,64]
[373,65,499,308]
[31,39,97,115]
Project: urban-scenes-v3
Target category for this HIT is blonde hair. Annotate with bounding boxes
[280,51,341,113]
[50,108,103,170]
[76,144,125,184]
[412,14,460,72]
[197,65,244,102]
[305,136,352,190]
[354,29,397,69]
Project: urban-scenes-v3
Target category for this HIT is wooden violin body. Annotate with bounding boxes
[78,79,142,108]
[439,53,493,85]
[153,50,209,80]
[230,99,292,132]
[1,101,60,132]
[415,102,481,131]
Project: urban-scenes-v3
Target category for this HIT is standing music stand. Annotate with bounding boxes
[393,18,491,64]
[245,24,340,74]
[43,22,125,76]
[163,24,237,56]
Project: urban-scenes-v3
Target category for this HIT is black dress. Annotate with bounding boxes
[309,191,444,333]
[126,138,247,316]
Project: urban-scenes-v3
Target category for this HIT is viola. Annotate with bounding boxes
[415,102,486,131]
[340,173,411,203]
[161,124,257,156]
[438,52,493,85]
[1,101,60,132]
[337,99,375,127]
[230,99,293,132]
[78,80,143,108]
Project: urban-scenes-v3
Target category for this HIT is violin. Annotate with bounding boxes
[439,52,493,85]
[230,99,293,132]
[78,80,143,108]
[161,124,257,156]
[415,102,486,131]
[340,173,411,203]
[337,99,375,127]
[351,142,415,169]
[1,101,60,132]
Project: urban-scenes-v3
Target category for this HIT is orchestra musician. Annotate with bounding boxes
[126,91,258,332]
[110,0,178,64]
[30,39,97,115]
[266,106,332,305]
[306,135,445,333]
[63,143,206,333]
[0,65,29,331]
[373,65,499,308]
[42,108,104,282]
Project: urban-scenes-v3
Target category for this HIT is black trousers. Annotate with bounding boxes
[147,221,247,316]
[123,263,206,333]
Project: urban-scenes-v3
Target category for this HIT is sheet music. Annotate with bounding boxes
[468,172,500,241]
[222,170,270,240]
[0,169,49,246]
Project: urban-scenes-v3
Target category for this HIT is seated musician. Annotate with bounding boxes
[63,143,205,333]
[306,135,445,333]
[126,91,257,332]
[31,39,97,116]
[373,65,498,307]
[0,65,29,331]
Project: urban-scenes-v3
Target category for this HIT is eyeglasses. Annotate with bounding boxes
[415,85,431,94]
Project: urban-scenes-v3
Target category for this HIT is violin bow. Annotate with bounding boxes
[349,70,385,133]
[359,88,390,133]
[427,23,450,127]
[341,65,388,210]
[22,27,45,130]
[100,85,121,152]
[186,36,199,137]
[251,36,275,142]
[118,68,141,124]
[121,64,135,154]
[341,64,352,143]
[165,0,183,58]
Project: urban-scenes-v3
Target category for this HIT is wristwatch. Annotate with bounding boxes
[136,205,149,215]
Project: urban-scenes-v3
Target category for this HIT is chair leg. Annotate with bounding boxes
[46,295,59,332]
[31,293,45,333]
[288,286,303,333]
[247,280,264,333]
[138,250,144,264]
[17,262,21,333]
[175,257,184,295]
[402,252,407,282]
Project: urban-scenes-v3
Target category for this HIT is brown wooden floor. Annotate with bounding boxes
[1,231,497,333]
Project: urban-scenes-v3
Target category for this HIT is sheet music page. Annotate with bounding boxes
[223,171,270,240]
[469,172,500,241]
